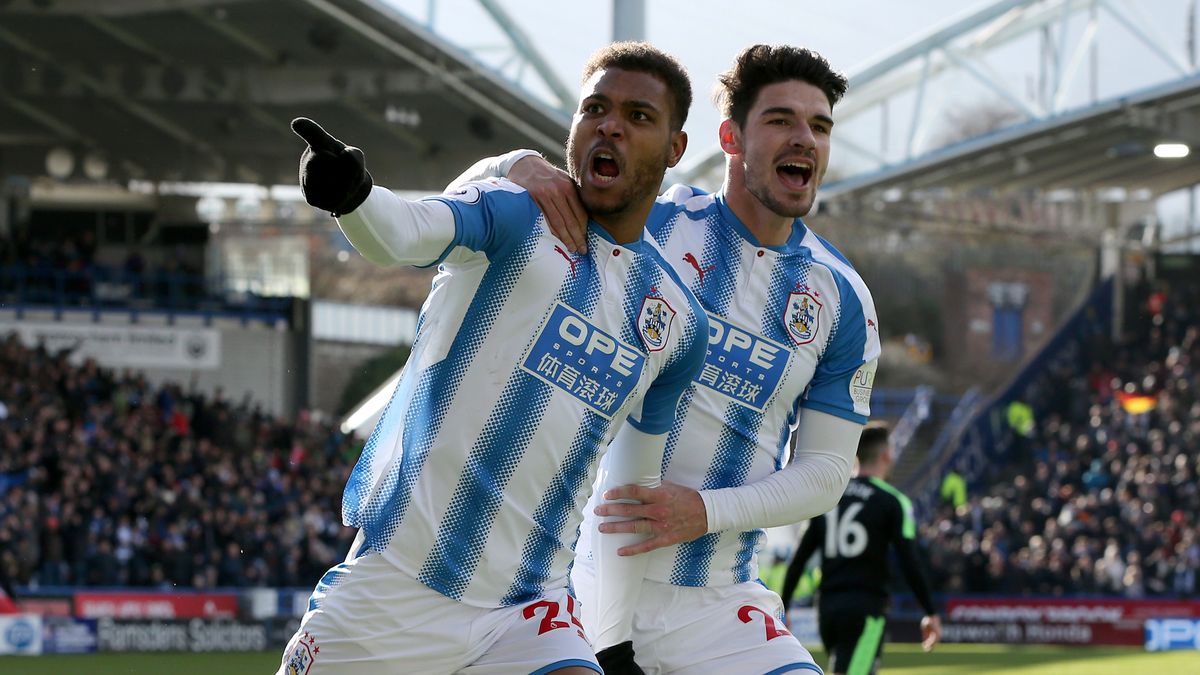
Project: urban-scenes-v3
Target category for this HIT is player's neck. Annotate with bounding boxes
[857,465,888,479]
[721,170,792,247]
[591,200,653,245]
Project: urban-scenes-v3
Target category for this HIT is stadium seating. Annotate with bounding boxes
[0,334,358,591]
[922,279,1199,598]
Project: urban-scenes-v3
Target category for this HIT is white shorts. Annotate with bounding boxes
[572,561,821,675]
[279,550,600,675]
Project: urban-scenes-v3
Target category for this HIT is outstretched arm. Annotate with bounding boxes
[292,117,457,266]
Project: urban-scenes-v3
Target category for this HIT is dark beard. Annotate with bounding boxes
[744,161,811,218]
[566,136,670,217]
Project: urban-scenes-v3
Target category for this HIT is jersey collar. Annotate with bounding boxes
[714,192,809,252]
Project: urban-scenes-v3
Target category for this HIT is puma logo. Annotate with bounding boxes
[554,245,579,278]
[683,252,715,285]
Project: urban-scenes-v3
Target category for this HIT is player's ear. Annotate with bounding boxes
[718,119,742,155]
[666,130,687,168]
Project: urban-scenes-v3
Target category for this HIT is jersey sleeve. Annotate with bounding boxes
[337,180,540,268]
[443,150,543,189]
[624,296,709,435]
[424,179,543,266]
[698,409,860,532]
[589,424,667,649]
[800,275,880,424]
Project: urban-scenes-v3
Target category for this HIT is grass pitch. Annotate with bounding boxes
[1,643,1197,673]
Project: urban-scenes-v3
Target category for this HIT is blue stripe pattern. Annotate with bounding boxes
[502,411,609,604]
[341,374,405,524]
[418,365,554,598]
[659,384,697,473]
[502,251,607,605]
[359,233,541,552]
[669,219,740,586]
[732,529,761,583]
[307,560,353,612]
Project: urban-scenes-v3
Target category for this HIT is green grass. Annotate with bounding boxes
[1,643,1197,674]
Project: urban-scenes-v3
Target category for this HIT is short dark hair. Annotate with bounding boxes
[581,41,692,132]
[857,422,890,465]
[715,44,848,127]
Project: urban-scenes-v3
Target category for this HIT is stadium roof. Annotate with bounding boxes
[822,74,1200,203]
[0,0,571,190]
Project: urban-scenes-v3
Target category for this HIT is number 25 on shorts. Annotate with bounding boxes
[523,596,587,640]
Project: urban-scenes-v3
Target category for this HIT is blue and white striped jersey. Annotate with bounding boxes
[341,179,708,608]
[578,184,880,588]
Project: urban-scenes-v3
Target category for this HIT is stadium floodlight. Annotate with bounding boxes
[45,147,74,179]
[82,152,109,180]
[1153,143,1190,158]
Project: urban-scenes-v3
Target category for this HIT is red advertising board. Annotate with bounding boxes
[944,598,1200,646]
[74,592,238,620]
[17,599,72,617]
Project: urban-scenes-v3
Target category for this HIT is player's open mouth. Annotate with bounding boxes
[590,150,622,184]
[777,160,813,190]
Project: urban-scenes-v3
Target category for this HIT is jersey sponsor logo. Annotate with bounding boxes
[850,361,876,408]
[638,294,676,353]
[784,287,822,345]
[694,313,790,413]
[522,302,646,419]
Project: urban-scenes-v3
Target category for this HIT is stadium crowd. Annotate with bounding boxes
[2,276,1197,600]
[0,334,358,591]
[923,278,1200,598]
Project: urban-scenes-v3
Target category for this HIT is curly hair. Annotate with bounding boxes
[581,41,693,132]
[715,44,848,127]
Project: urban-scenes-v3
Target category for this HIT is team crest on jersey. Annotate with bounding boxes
[285,632,318,674]
[639,294,676,352]
[784,290,822,345]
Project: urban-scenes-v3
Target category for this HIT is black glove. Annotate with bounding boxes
[291,117,374,216]
[596,641,645,675]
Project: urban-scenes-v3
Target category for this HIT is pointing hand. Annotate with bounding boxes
[291,117,373,216]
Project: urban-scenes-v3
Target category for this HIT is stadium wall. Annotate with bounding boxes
[0,307,305,417]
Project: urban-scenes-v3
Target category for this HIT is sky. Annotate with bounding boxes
[391,0,980,159]
[381,0,1197,245]
[388,0,1194,163]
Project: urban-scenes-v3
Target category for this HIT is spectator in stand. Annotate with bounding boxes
[924,277,1199,599]
[0,333,360,591]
